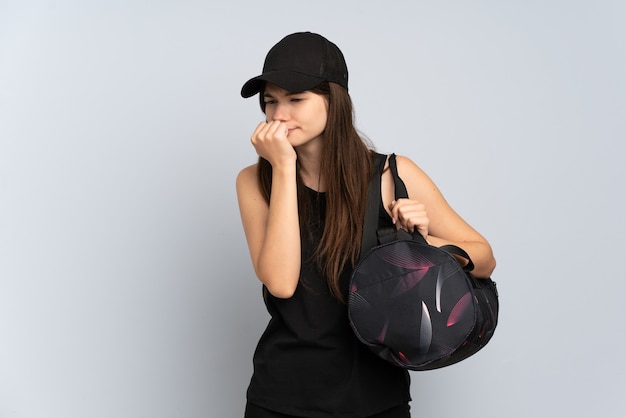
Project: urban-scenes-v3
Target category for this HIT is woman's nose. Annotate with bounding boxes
[271,103,289,121]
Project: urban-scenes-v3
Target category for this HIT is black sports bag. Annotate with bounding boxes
[348,153,499,371]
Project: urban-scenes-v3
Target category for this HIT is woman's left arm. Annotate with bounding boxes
[391,155,496,278]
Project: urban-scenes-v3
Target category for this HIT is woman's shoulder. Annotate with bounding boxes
[237,162,257,174]
[374,152,420,167]
[393,153,419,169]
[391,154,442,198]
[236,163,260,193]
[393,154,431,179]
[236,163,258,183]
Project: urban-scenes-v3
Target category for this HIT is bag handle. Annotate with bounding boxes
[361,153,421,250]
[388,153,408,200]
[387,154,428,245]
[390,154,476,271]
[360,153,476,273]
[361,153,420,252]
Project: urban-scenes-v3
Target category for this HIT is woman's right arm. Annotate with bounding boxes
[236,123,301,299]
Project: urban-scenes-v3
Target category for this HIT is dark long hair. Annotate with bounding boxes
[257,82,373,301]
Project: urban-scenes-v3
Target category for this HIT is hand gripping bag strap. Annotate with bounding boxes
[386,154,427,244]
[361,153,418,253]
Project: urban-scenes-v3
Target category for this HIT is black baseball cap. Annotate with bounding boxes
[240,32,348,98]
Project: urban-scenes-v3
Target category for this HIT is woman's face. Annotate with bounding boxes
[263,83,328,148]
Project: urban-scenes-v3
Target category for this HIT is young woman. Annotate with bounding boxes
[237,32,496,418]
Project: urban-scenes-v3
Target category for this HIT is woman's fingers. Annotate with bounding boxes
[250,121,295,166]
[389,199,429,238]
[252,121,285,144]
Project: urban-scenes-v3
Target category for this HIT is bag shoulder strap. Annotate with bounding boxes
[386,154,427,245]
[361,153,414,253]
[387,153,408,200]
[439,244,476,272]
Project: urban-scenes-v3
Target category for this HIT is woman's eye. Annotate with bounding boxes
[264,100,277,105]
[290,98,303,103]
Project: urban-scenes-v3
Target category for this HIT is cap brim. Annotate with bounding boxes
[240,70,324,98]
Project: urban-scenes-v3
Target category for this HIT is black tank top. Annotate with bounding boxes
[246,187,411,418]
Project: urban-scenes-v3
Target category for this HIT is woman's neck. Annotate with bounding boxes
[295,141,325,192]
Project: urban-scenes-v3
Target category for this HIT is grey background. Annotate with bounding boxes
[1,0,624,417]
